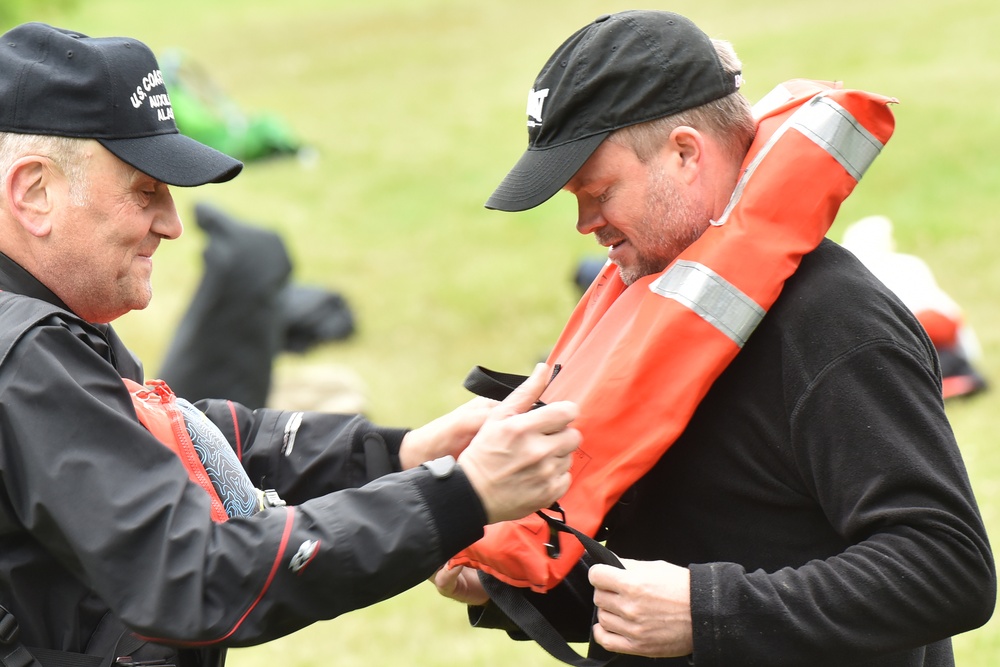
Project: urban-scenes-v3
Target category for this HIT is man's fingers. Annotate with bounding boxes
[524,400,580,437]
[432,565,489,605]
[589,562,626,592]
[432,565,460,591]
[491,363,552,418]
[592,621,634,656]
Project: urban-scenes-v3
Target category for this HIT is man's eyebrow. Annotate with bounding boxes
[124,165,159,186]
[564,172,593,193]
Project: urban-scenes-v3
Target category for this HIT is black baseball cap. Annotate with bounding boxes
[486,10,741,212]
[0,23,242,187]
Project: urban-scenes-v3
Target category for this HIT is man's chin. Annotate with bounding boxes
[613,256,644,286]
[131,294,153,312]
[616,261,669,287]
[116,288,153,320]
[617,266,641,287]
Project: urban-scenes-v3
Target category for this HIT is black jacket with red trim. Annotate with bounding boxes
[0,252,486,665]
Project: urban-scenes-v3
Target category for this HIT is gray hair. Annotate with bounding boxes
[0,132,91,206]
[608,39,756,165]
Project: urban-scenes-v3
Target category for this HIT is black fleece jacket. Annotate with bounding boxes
[474,240,995,667]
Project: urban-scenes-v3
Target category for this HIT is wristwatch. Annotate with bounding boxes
[421,455,458,479]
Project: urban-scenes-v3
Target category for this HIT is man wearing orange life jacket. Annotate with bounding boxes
[435,10,995,666]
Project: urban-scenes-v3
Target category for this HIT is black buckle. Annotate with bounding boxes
[0,605,19,645]
[537,503,567,559]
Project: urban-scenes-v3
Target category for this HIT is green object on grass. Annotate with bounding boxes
[160,49,301,162]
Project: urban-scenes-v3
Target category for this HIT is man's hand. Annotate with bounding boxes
[459,363,580,524]
[589,559,693,658]
[399,396,497,470]
[432,564,489,606]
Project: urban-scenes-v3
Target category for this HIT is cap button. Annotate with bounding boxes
[594,14,611,23]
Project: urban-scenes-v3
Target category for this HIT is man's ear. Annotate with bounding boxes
[666,126,705,185]
[5,156,57,237]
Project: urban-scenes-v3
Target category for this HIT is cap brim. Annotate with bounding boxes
[99,132,243,187]
[485,132,608,212]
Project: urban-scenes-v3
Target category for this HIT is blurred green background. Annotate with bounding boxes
[4,0,998,664]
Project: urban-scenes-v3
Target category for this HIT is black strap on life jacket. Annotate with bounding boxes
[462,364,561,408]
[462,365,534,401]
[463,365,625,667]
[479,512,625,667]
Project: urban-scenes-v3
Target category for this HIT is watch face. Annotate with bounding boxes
[422,455,457,479]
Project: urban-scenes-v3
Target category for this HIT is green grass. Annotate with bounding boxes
[7,0,999,663]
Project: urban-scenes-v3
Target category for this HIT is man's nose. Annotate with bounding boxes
[575,198,604,235]
[153,187,183,240]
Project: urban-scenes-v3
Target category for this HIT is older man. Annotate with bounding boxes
[0,22,580,667]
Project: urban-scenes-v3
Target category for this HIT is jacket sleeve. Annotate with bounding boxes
[688,339,996,666]
[0,323,487,647]
[195,398,410,504]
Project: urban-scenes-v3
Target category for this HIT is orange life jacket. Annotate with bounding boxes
[449,79,897,593]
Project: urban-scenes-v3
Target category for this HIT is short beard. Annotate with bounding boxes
[616,166,708,286]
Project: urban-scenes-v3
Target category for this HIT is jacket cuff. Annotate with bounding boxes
[370,426,408,470]
[411,462,487,559]
[689,561,723,666]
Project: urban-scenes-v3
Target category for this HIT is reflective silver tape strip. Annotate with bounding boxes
[650,260,765,347]
[792,95,884,182]
[715,91,884,227]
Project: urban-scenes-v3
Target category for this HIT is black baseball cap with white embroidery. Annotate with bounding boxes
[486,10,742,212]
[0,23,242,187]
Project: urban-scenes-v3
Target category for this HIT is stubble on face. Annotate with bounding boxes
[613,163,710,286]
